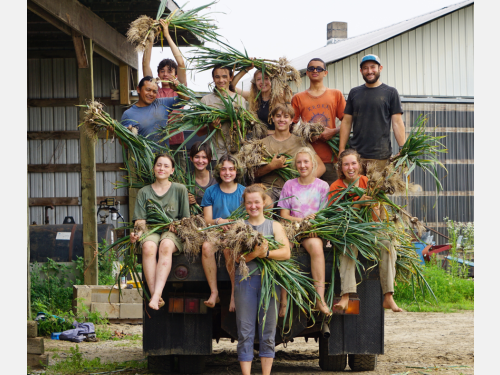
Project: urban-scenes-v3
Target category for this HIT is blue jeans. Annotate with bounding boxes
[234,274,279,361]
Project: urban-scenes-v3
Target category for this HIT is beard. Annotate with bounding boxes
[362,70,380,84]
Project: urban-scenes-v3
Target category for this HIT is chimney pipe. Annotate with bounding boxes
[327,21,347,45]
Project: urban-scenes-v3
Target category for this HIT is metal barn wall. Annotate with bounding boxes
[294,4,474,97]
[28,57,129,226]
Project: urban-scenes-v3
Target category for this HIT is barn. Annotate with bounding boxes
[289,0,474,241]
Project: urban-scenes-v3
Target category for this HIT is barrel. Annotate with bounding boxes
[29,224,114,262]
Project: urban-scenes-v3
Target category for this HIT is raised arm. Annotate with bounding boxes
[142,40,154,78]
[231,62,254,101]
[338,114,353,154]
[160,19,187,86]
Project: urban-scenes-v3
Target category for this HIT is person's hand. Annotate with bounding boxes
[359,194,374,207]
[244,59,255,73]
[211,118,221,129]
[308,232,319,238]
[389,152,401,162]
[304,213,316,221]
[319,127,338,141]
[219,219,232,232]
[269,153,287,170]
[254,239,269,258]
[159,19,170,35]
[130,231,141,244]
[169,223,177,235]
[188,193,197,205]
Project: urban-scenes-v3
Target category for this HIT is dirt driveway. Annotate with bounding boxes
[42,310,474,374]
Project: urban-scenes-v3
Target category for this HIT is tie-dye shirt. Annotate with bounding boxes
[278,178,330,218]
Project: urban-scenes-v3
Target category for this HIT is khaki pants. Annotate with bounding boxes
[339,240,397,296]
[360,158,389,175]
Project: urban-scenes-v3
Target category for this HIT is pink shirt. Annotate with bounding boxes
[278,178,330,218]
[158,86,184,145]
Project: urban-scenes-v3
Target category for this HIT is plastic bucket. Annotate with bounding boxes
[412,242,426,265]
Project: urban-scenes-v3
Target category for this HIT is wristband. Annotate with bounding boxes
[266,250,270,258]
[215,218,221,225]
[398,145,403,151]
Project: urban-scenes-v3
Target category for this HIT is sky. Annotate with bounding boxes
[140,0,470,92]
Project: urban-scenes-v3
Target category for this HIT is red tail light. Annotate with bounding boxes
[185,298,199,313]
[174,265,189,280]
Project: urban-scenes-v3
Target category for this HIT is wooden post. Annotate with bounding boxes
[119,63,130,105]
[27,174,31,319]
[78,38,98,285]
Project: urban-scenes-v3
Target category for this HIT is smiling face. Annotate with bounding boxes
[190,150,209,172]
[213,68,232,92]
[360,62,382,84]
[219,160,237,183]
[341,154,361,183]
[272,110,293,132]
[295,152,314,178]
[154,156,174,180]
[255,71,271,93]
[244,192,265,218]
[137,80,158,106]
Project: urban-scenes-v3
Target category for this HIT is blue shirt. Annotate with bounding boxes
[121,96,180,146]
[200,184,245,219]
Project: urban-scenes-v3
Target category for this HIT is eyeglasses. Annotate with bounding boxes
[307,66,326,73]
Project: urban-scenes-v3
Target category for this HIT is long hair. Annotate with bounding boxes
[189,141,213,161]
[213,154,243,184]
[336,149,363,180]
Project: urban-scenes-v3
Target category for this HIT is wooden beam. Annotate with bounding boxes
[28,163,125,173]
[27,176,31,320]
[29,196,129,207]
[78,38,98,285]
[27,97,136,107]
[28,0,138,69]
[72,31,88,68]
[119,63,131,105]
[28,131,120,140]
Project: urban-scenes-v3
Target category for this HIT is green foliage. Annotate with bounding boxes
[395,261,474,312]
[44,344,147,374]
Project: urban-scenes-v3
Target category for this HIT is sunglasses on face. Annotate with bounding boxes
[307,66,326,72]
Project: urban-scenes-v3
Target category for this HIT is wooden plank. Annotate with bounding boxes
[78,38,98,286]
[27,97,123,107]
[72,31,88,69]
[28,163,125,173]
[27,353,49,368]
[27,338,45,355]
[27,321,38,338]
[29,196,129,206]
[29,0,138,69]
[28,130,125,140]
[119,63,131,105]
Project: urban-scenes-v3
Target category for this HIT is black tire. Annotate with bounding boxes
[178,354,206,374]
[318,336,347,371]
[348,354,378,371]
[148,355,173,374]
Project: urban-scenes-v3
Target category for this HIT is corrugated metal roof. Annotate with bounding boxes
[290,0,474,71]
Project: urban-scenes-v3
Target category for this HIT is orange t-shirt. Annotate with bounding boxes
[291,88,346,164]
[328,175,368,204]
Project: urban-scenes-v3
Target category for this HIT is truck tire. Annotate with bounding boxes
[178,355,206,374]
[318,336,347,371]
[348,354,378,371]
[147,355,173,374]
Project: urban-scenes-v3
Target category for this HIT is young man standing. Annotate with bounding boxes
[338,54,406,173]
[142,19,187,150]
[292,58,346,185]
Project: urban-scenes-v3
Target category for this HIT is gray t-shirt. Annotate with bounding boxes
[194,171,217,205]
[133,183,190,222]
[236,219,274,276]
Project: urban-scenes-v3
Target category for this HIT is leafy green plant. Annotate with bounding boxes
[444,218,474,278]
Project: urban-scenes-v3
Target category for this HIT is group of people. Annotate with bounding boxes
[121,24,406,375]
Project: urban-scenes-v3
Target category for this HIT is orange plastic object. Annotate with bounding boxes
[168,297,184,313]
[332,298,360,315]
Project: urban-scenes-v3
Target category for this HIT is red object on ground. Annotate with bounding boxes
[423,245,451,262]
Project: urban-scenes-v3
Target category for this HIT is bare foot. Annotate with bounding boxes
[204,291,220,308]
[158,297,165,309]
[279,302,287,318]
[333,295,349,311]
[383,293,403,312]
[229,294,236,312]
[316,299,332,316]
[149,294,161,310]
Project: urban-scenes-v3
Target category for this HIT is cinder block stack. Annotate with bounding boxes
[27,320,49,368]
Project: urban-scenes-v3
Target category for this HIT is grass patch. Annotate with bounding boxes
[395,261,474,312]
[42,345,147,375]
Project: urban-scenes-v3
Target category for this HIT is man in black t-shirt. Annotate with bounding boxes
[338,54,406,172]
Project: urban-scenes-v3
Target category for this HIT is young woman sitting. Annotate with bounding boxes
[328,149,403,313]
[187,141,217,206]
[278,147,331,316]
[130,154,190,310]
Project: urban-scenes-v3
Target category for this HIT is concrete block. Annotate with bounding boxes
[27,353,49,368]
[91,287,119,303]
[119,303,143,319]
[27,337,44,355]
[91,302,120,319]
[73,285,92,315]
[119,288,143,304]
[27,321,37,338]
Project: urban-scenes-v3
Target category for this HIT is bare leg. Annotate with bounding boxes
[149,239,177,310]
[303,238,331,315]
[223,248,236,312]
[240,361,252,375]
[202,242,220,308]
[261,357,273,375]
[279,288,287,318]
[383,292,403,312]
[334,293,350,311]
[142,241,158,298]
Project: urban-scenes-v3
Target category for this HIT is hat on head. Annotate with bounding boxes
[360,54,381,67]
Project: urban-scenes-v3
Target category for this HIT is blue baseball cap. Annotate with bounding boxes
[360,54,381,67]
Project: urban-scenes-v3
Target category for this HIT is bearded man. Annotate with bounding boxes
[338,54,406,172]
